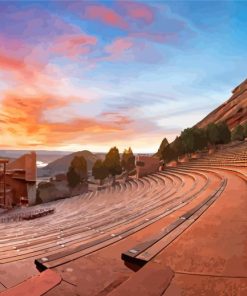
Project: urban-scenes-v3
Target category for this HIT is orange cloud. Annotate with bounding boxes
[0,91,131,148]
[85,5,128,29]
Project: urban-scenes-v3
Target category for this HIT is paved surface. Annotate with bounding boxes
[161,169,247,295]
[0,259,39,290]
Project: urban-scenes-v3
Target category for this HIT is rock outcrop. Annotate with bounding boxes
[196,79,247,129]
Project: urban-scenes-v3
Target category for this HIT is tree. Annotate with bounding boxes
[121,147,135,178]
[217,121,231,144]
[231,124,245,141]
[180,128,195,154]
[67,156,87,189]
[161,144,177,164]
[92,159,109,185]
[104,147,122,184]
[206,123,220,146]
[70,156,87,181]
[67,166,81,188]
[157,138,169,159]
[171,136,184,158]
[192,127,208,151]
[243,123,247,139]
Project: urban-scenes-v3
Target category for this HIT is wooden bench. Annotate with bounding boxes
[121,177,226,269]
[0,269,61,296]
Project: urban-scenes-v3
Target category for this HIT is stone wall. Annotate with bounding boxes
[136,155,160,178]
[37,180,88,203]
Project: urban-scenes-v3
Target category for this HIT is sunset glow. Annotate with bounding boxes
[0,1,246,152]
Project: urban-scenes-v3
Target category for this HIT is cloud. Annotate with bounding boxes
[51,33,97,58]
[0,6,82,41]
[104,37,134,60]
[119,1,155,24]
[0,91,128,148]
[100,111,134,126]
[101,36,164,64]
[85,5,129,29]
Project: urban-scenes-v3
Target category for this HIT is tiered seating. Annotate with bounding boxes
[0,167,208,270]
[0,141,246,295]
[0,208,54,223]
[121,141,247,270]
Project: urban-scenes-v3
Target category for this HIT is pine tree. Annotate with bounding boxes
[121,147,135,179]
[67,156,87,189]
[92,159,109,185]
[104,147,122,185]
[206,123,220,146]
[217,121,231,144]
[231,124,245,141]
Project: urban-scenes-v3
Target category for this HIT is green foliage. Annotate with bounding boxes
[171,136,184,157]
[92,159,109,184]
[104,147,122,179]
[67,166,81,188]
[161,144,177,164]
[157,121,239,164]
[231,124,245,141]
[195,128,208,150]
[180,128,195,154]
[121,147,135,173]
[243,123,247,138]
[157,138,169,159]
[206,123,220,146]
[67,156,87,188]
[70,156,87,180]
[217,121,231,144]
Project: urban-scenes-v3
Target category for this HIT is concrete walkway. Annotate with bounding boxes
[162,169,247,295]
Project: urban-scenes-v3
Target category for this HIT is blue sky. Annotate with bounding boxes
[0,0,246,152]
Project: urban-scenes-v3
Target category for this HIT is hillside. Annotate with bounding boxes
[196,79,247,129]
[38,150,98,177]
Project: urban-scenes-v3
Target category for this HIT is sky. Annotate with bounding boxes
[0,0,246,153]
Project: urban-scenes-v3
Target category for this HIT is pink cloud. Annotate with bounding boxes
[85,5,128,29]
[52,34,97,58]
[120,1,155,24]
[103,37,163,64]
[105,37,134,59]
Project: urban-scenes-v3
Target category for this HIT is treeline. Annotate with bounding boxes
[92,147,135,185]
[158,122,247,164]
[67,147,135,188]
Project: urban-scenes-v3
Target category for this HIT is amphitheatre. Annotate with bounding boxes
[0,80,246,296]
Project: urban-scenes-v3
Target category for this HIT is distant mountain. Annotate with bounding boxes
[0,150,71,165]
[196,79,247,129]
[38,150,98,177]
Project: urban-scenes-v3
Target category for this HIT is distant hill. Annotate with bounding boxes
[38,150,98,177]
[0,150,71,166]
[196,79,247,129]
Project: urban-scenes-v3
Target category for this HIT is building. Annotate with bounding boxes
[135,155,161,178]
[0,152,36,208]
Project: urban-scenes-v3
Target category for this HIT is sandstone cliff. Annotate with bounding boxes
[196,79,247,129]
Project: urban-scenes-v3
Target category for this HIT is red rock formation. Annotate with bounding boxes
[196,79,247,129]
